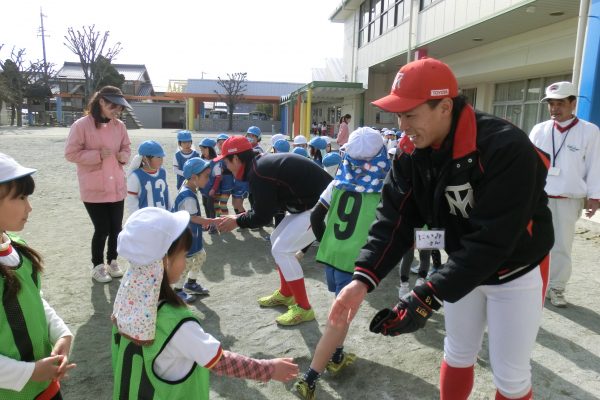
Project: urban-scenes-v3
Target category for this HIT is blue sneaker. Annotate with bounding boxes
[176,289,197,303]
[184,282,210,296]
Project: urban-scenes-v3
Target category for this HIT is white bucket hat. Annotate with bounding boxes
[293,135,308,145]
[342,127,385,160]
[113,208,190,344]
[0,153,36,183]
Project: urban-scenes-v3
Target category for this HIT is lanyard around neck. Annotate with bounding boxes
[551,118,578,167]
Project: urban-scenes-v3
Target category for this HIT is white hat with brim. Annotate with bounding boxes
[271,133,287,145]
[541,81,577,102]
[293,135,308,145]
[0,153,37,184]
[117,208,190,266]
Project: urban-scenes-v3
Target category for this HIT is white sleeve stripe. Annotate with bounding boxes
[353,271,377,288]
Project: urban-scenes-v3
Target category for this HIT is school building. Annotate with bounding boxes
[283,0,599,137]
[166,79,304,133]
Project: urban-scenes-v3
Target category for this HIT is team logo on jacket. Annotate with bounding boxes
[445,183,474,218]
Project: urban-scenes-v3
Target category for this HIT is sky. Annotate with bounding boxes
[1,0,345,92]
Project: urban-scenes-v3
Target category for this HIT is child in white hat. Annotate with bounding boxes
[112,207,298,399]
[0,153,76,398]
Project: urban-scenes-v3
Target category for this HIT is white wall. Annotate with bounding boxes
[446,18,576,85]
[417,0,529,44]
[360,17,576,124]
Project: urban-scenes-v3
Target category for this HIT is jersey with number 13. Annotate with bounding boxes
[132,168,170,210]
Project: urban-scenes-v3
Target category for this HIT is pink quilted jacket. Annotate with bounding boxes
[64,115,131,203]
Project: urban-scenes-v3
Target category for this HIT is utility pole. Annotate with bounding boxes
[38,8,50,124]
[39,8,49,79]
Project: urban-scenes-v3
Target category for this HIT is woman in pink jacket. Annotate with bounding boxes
[336,114,351,146]
[64,86,131,283]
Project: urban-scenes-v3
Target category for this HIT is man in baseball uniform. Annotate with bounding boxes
[328,58,554,400]
[214,136,332,326]
[529,81,600,307]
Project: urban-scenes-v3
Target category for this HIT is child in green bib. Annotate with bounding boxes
[0,152,76,400]
[112,207,298,399]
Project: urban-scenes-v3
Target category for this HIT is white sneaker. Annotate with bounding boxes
[92,264,112,283]
[415,277,426,287]
[398,282,410,298]
[295,250,305,261]
[108,259,124,278]
[548,288,567,307]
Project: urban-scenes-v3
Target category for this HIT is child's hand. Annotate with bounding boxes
[51,336,72,358]
[202,218,215,230]
[31,355,64,382]
[269,358,298,382]
[209,189,216,198]
[51,336,77,380]
[216,215,238,233]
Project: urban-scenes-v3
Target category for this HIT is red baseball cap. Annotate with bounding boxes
[372,57,458,113]
[213,136,253,161]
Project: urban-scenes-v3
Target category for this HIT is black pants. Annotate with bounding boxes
[201,195,216,218]
[83,201,124,266]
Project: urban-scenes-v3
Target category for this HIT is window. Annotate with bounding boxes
[420,0,442,11]
[460,88,477,107]
[492,74,572,133]
[358,0,408,48]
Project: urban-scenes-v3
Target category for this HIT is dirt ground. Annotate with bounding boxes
[1,126,599,400]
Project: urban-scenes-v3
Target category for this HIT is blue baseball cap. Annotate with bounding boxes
[273,139,290,153]
[216,133,230,141]
[322,152,342,167]
[309,137,328,150]
[199,138,217,148]
[292,147,309,157]
[177,130,192,142]
[138,140,165,157]
[183,157,210,179]
[246,126,261,137]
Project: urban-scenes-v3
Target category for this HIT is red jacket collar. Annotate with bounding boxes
[452,105,477,160]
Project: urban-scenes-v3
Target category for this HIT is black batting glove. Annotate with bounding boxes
[369,282,441,336]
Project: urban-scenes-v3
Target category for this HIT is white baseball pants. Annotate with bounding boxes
[270,211,315,281]
[443,264,547,398]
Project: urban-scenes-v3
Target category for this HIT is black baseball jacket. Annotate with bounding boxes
[236,153,332,229]
[353,104,554,302]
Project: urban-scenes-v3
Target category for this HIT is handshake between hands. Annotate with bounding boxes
[203,215,240,234]
[369,282,441,336]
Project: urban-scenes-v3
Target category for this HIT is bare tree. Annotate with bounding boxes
[214,72,247,131]
[63,25,122,104]
[0,46,52,126]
